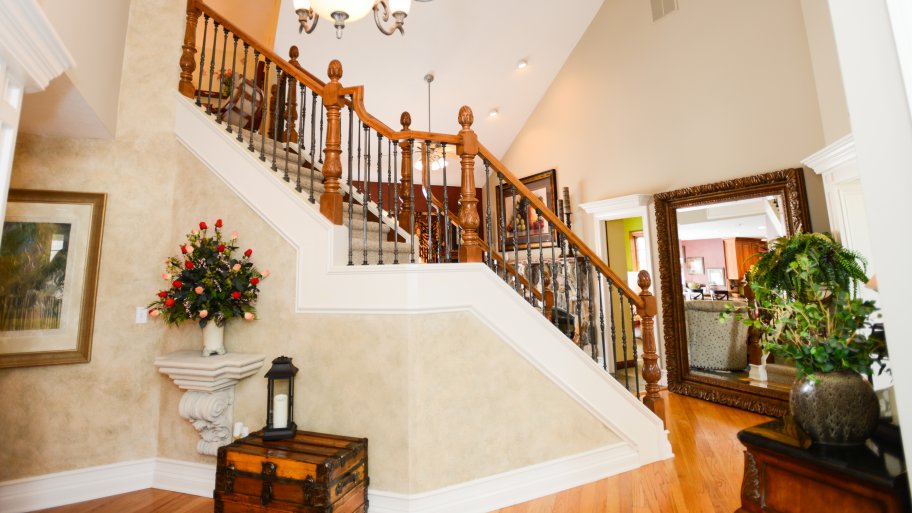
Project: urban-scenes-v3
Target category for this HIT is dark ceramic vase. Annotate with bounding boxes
[790,370,879,445]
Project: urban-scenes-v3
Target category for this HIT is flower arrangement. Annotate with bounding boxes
[148,219,267,328]
[215,68,234,97]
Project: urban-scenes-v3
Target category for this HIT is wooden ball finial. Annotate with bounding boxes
[637,270,652,292]
[458,106,474,128]
[328,59,343,81]
[400,111,411,130]
[289,45,300,60]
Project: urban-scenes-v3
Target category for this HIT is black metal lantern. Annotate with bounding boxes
[264,355,298,441]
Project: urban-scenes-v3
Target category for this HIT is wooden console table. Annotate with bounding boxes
[737,418,910,513]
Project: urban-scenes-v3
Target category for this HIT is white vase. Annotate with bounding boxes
[202,323,226,356]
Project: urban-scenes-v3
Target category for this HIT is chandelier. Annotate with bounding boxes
[294,0,421,39]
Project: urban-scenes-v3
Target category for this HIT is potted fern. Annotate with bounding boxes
[740,232,884,444]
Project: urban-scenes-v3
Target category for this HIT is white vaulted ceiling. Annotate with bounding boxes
[273,0,605,160]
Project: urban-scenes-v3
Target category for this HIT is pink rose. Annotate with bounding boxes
[191,229,198,235]
[262,269,271,278]
[244,312,255,320]
[199,309,208,318]
[232,263,241,271]
[161,273,170,280]
[230,231,238,240]
[149,309,160,318]
[195,286,204,294]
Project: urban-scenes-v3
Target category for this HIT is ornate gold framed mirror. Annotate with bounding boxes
[654,169,811,416]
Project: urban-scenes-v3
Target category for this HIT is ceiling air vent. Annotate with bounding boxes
[651,0,678,21]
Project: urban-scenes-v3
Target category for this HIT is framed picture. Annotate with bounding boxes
[706,268,726,287]
[495,169,558,250]
[0,189,106,368]
[684,256,704,275]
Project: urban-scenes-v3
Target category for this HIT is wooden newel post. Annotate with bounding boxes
[397,112,413,236]
[320,59,344,225]
[456,106,482,263]
[636,270,665,426]
[179,0,202,98]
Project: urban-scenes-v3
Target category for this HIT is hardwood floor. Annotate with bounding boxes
[33,392,769,513]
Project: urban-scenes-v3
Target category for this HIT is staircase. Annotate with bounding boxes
[174,0,671,506]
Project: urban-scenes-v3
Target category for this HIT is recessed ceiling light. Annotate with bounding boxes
[756,226,765,230]
[489,109,499,118]
[517,59,528,70]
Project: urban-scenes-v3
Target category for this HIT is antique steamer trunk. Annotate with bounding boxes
[214,430,368,513]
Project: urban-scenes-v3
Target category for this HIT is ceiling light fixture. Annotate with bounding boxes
[489,109,499,118]
[294,0,427,39]
[517,59,528,69]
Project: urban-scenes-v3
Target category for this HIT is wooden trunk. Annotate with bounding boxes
[215,430,368,513]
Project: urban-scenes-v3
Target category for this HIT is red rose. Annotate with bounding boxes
[173,280,183,288]
[199,221,208,230]
[215,219,223,228]
[244,249,252,257]
[158,291,168,298]
[164,298,175,307]
[232,291,241,299]
[180,245,188,254]
[185,261,194,269]
[250,277,259,285]
[217,244,226,252]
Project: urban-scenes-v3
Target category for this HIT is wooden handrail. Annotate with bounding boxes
[477,144,645,310]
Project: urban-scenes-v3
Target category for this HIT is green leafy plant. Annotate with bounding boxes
[747,231,868,303]
[148,219,267,328]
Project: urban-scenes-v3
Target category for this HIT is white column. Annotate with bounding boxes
[828,0,912,484]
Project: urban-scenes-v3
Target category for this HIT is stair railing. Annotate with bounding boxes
[178,0,664,424]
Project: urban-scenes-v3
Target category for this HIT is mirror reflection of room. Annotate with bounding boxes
[676,195,792,391]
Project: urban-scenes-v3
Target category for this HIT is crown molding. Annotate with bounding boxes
[802,134,856,175]
[0,0,74,92]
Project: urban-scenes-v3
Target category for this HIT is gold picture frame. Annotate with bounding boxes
[0,189,106,368]
[495,169,558,250]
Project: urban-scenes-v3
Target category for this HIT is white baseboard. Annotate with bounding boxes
[368,442,639,513]
[152,458,215,497]
[0,443,636,513]
[0,459,155,513]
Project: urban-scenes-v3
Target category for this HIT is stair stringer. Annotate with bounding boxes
[173,93,672,467]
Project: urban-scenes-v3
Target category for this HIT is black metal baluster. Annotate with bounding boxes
[387,139,394,218]
[270,67,282,171]
[575,254,583,348]
[409,140,416,263]
[259,60,271,161]
[222,32,237,129]
[484,161,493,269]
[587,260,598,361]
[511,188,519,291]
[363,125,372,265]
[283,77,294,182]
[561,233,571,337]
[376,132,384,265]
[441,144,450,262]
[215,27,229,123]
[319,100,325,164]
[295,83,305,192]
[195,15,210,107]
[629,300,641,397]
[206,21,220,115]
[526,206,535,303]
[549,220,558,327]
[309,91,317,203]
[347,103,354,266]
[393,140,400,264]
[356,121,363,264]
[235,42,248,141]
[596,269,608,371]
[425,142,433,263]
[620,294,630,391]
[608,282,619,379]
[538,209,545,315]
[498,175,508,281]
[247,50,260,151]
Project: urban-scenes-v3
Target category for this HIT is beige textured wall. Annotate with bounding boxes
[800,0,851,144]
[1,0,622,492]
[503,0,828,249]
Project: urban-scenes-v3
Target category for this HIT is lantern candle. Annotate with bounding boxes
[273,394,289,429]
